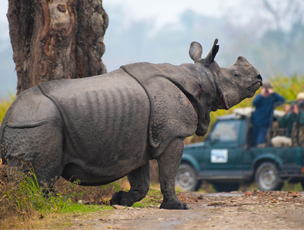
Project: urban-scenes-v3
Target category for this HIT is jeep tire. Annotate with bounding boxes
[175,164,201,191]
[255,162,283,191]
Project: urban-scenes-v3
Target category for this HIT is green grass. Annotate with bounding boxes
[132,189,163,208]
[58,203,112,213]
[4,166,84,215]
[0,164,118,228]
[281,182,303,192]
[4,204,113,230]
[0,164,119,229]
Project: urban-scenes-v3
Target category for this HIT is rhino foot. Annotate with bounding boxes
[160,200,190,210]
[110,191,134,207]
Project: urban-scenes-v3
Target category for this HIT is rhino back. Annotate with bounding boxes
[39,69,150,168]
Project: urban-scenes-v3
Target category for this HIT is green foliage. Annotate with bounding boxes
[271,73,304,100]
[4,166,78,216]
[0,93,15,123]
[132,189,162,208]
[108,180,123,192]
[281,182,303,192]
[0,163,118,228]
[58,204,112,214]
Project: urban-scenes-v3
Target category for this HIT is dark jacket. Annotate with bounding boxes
[252,92,285,127]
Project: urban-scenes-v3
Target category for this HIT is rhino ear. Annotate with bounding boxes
[205,39,219,63]
[236,56,247,64]
[189,42,203,62]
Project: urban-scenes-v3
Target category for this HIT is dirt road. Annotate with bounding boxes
[68,191,304,229]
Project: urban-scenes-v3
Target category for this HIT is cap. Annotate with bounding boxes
[263,82,272,88]
[297,92,304,100]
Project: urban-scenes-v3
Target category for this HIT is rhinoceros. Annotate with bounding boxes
[0,39,262,209]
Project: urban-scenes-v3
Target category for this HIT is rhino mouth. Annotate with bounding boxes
[247,75,263,92]
[247,81,262,92]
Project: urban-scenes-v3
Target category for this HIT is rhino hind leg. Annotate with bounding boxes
[110,162,150,207]
[157,139,190,210]
[1,124,63,187]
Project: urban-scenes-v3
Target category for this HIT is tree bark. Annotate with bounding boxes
[7,0,108,95]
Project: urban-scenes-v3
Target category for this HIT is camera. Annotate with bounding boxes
[265,87,269,94]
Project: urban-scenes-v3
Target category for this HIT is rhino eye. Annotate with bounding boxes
[235,73,240,77]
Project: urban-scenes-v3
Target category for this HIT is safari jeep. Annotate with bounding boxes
[176,104,304,192]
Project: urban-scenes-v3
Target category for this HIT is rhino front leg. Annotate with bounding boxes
[110,161,150,207]
[157,139,189,210]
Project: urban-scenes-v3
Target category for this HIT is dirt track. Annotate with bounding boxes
[67,191,304,229]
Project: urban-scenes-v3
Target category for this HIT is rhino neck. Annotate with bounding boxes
[210,69,231,110]
[179,64,218,137]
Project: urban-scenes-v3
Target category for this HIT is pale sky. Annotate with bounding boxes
[0,0,292,30]
[103,0,238,29]
[0,0,8,23]
[0,0,248,47]
[0,0,241,27]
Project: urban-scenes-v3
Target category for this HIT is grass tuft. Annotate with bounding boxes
[0,163,124,228]
[132,189,163,208]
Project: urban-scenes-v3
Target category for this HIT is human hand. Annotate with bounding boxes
[285,104,290,113]
[261,87,267,96]
[292,104,299,114]
[261,87,273,97]
[267,88,274,94]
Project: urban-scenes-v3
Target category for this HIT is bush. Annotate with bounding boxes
[0,164,73,220]
[0,162,125,228]
[0,94,15,123]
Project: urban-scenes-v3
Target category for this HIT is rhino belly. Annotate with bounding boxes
[46,71,151,183]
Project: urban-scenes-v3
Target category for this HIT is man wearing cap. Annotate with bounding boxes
[279,92,304,134]
[251,82,285,146]
[271,92,304,147]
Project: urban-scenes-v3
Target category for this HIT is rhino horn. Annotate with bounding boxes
[205,39,219,63]
[189,41,203,62]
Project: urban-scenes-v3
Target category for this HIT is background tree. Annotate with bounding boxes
[262,0,304,32]
[7,0,108,95]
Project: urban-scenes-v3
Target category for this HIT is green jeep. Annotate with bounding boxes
[176,104,304,192]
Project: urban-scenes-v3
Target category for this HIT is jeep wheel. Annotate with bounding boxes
[175,164,200,191]
[255,162,283,191]
[212,183,240,192]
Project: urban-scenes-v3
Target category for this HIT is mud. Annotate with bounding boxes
[68,191,304,229]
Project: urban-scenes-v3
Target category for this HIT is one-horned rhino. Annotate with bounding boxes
[0,39,262,209]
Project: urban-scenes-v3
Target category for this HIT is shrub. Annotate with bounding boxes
[0,162,125,228]
[0,94,15,123]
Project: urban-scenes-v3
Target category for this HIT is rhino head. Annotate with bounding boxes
[189,39,262,111]
[188,39,262,136]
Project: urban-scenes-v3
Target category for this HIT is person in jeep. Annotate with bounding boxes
[271,92,304,147]
[251,82,285,147]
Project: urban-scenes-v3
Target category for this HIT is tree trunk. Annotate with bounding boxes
[7,0,108,95]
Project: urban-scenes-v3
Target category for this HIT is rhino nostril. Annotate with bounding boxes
[256,75,262,81]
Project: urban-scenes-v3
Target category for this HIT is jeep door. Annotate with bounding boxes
[199,118,243,179]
